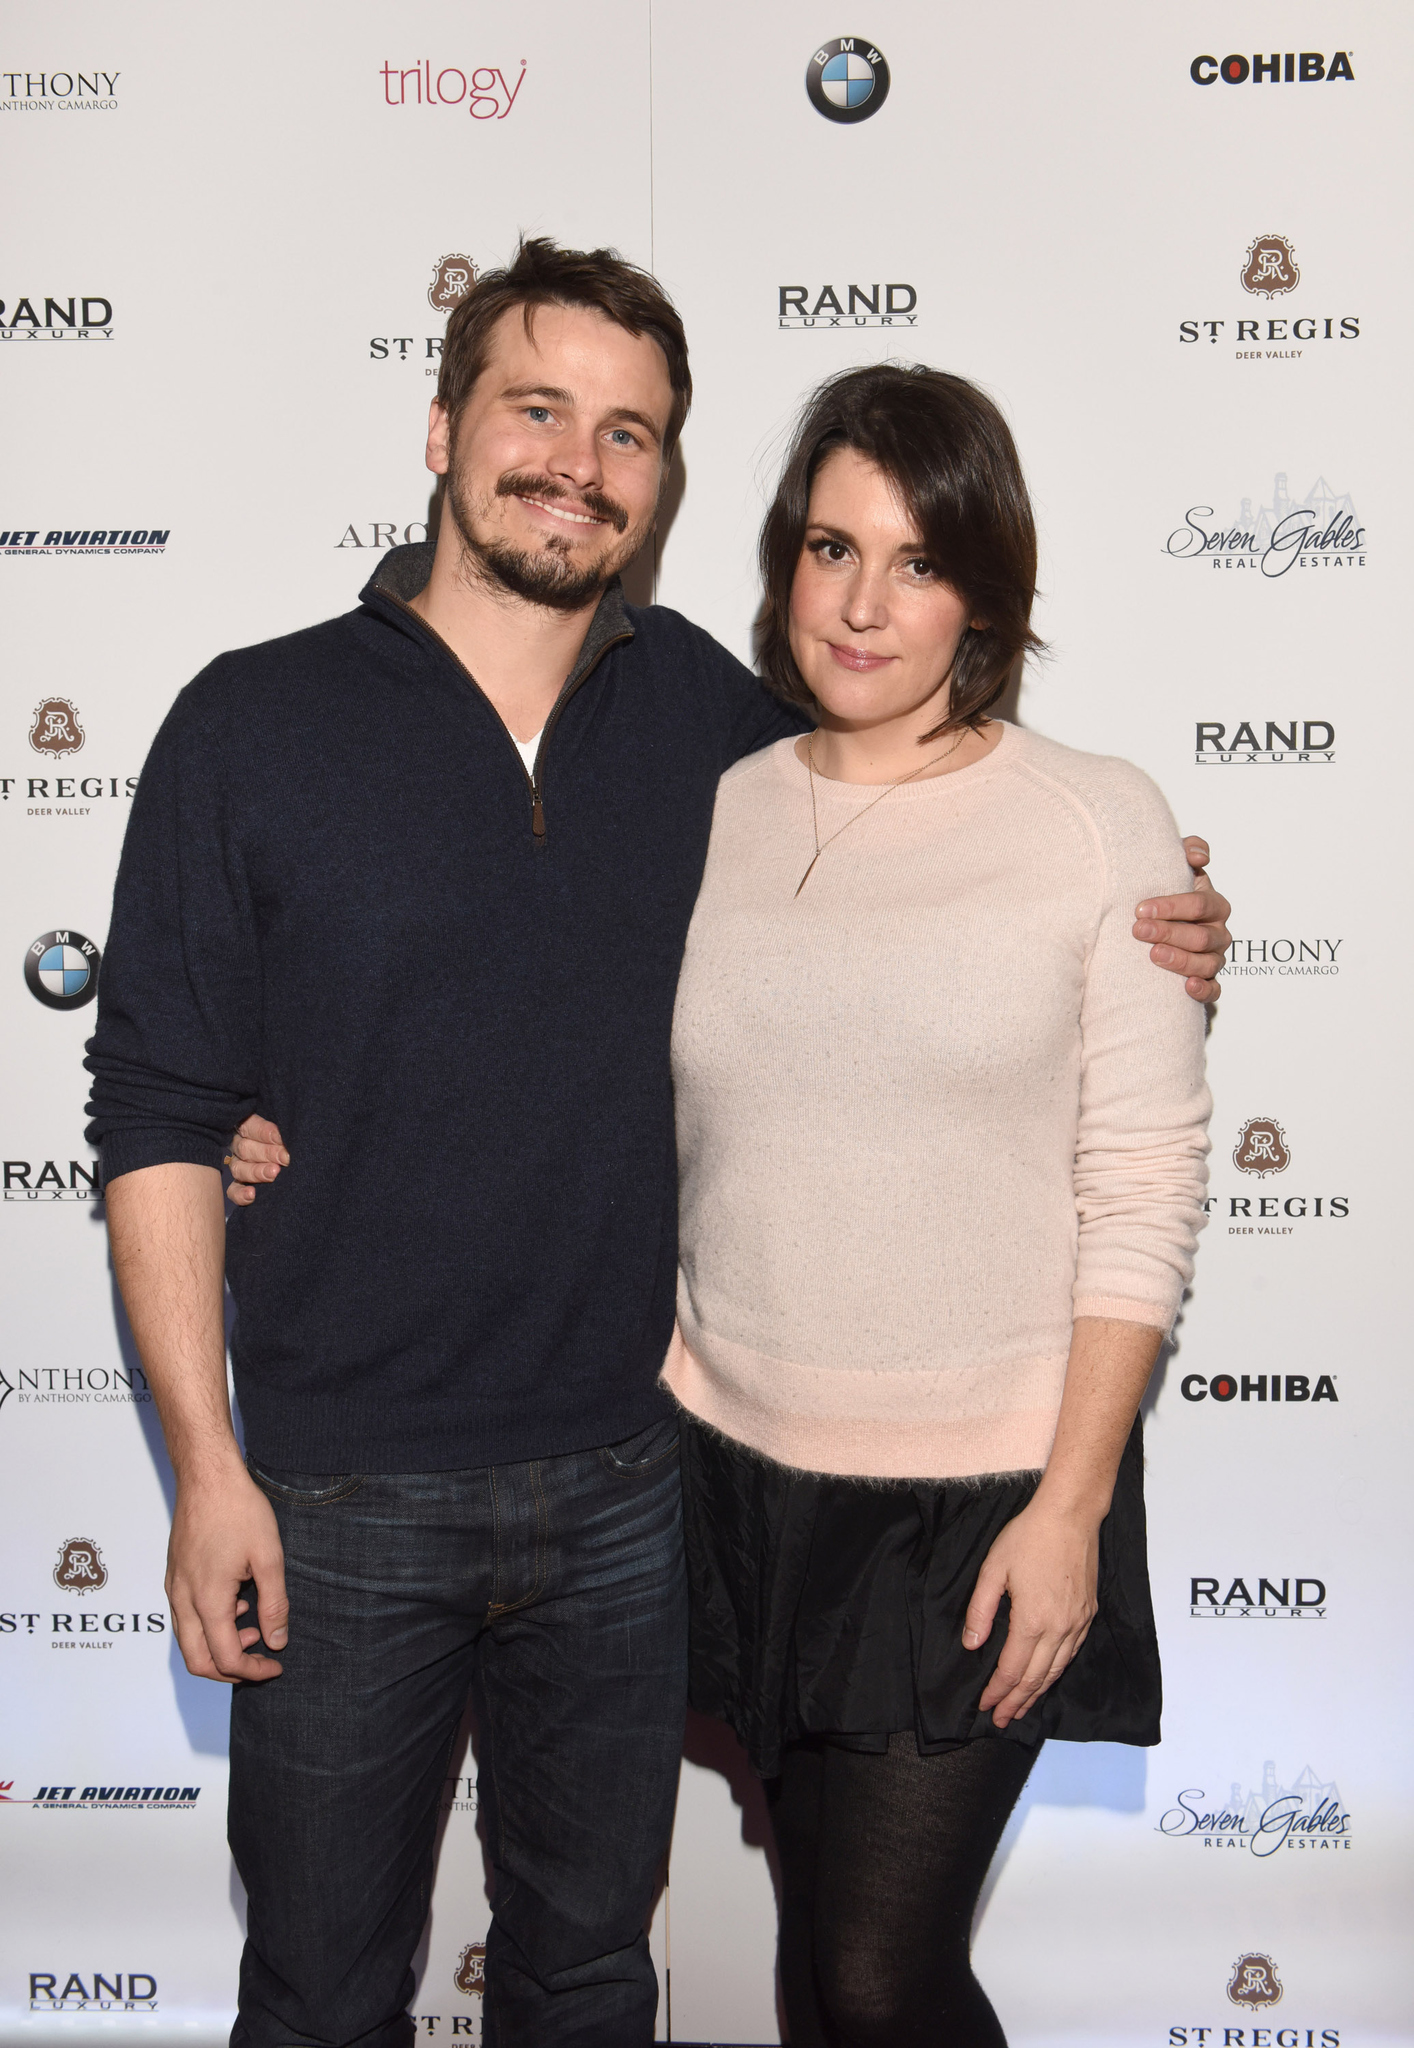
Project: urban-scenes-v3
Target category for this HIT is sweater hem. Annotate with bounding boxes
[662,1324,1064,1480]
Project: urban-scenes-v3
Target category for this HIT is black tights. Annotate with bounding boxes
[767,1732,1037,2048]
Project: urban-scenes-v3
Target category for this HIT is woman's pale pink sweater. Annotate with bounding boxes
[661,725,1211,1480]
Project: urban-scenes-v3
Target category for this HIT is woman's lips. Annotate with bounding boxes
[826,642,894,673]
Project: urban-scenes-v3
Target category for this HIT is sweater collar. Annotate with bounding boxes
[359,541,634,687]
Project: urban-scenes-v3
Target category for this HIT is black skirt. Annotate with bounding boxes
[680,1414,1162,1779]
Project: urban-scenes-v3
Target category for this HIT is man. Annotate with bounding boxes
[87,239,1229,2048]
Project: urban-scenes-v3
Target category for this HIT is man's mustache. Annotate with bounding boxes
[495,470,630,535]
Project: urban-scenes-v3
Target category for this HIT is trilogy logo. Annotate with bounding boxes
[806,38,890,124]
[24,930,100,1011]
[778,282,918,330]
[379,60,525,119]
[30,1974,158,2013]
[1166,476,1364,576]
[1,526,168,553]
[1225,939,1342,981]
[1180,1373,1338,1403]
[1229,1955,1282,2011]
[20,1783,199,1810]
[2,69,119,110]
[335,522,430,551]
[1190,52,1354,86]
[1191,1576,1326,1620]
[1158,1759,1351,1856]
[1195,721,1334,768]
[0,295,111,340]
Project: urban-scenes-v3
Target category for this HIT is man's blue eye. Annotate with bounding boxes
[527,407,550,423]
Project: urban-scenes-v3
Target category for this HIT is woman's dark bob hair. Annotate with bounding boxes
[757,363,1043,739]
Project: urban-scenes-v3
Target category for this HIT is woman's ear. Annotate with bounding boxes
[970,618,989,631]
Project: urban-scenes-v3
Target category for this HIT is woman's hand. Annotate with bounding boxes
[962,1498,1102,1729]
[224,1115,289,1206]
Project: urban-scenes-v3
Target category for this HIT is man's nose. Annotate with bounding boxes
[546,426,603,493]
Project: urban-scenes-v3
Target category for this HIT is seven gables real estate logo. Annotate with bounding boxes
[1157,1757,1351,1856]
[1165,474,1364,574]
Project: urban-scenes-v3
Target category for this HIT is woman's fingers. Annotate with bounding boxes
[962,1556,1008,1651]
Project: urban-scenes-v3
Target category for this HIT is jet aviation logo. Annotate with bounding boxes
[428,254,478,314]
[1241,234,1299,299]
[54,1538,106,1592]
[1233,1118,1290,1177]
[806,37,890,123]
[1228,1955,1283,2008]
[28,698,83,757]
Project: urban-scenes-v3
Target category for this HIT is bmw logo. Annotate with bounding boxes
[806,36,890,123]
[25,928,100,1011]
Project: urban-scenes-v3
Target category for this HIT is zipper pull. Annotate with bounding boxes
[531,789,546,842]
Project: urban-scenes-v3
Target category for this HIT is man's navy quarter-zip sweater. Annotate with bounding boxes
[85,545,803,1472]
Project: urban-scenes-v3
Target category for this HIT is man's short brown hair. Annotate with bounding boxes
[436,236,692,456]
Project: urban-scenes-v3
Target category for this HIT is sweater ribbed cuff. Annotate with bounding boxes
[100,1127,231,1189]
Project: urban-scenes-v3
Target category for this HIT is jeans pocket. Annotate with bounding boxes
[598,1416,681,1474]
[246,1457,365,1505]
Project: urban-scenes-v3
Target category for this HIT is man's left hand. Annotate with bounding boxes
[1135,837,1231,1003]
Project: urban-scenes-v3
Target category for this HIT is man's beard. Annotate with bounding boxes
[445,462,645,613]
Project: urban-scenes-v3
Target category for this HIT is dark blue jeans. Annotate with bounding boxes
[228,1416,686,2048]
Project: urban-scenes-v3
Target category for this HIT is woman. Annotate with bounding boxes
[660,364,1210,2046]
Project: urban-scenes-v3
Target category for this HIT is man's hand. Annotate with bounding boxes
[226,1114,289,1206]
[1135,836,1231,1002]
[167,1460,289,1682]
[962,1498,1101,1728]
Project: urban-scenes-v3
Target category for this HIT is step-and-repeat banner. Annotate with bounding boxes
[3,4,1410,2043]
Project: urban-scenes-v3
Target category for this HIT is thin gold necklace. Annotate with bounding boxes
[796,729,967,897]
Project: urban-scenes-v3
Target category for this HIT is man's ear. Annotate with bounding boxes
[425,401,452,478]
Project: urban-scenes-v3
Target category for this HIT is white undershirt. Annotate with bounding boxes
[512,729,543,776]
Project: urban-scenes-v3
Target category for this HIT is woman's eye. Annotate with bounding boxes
[905,558,934,579]
[808,539,850,563]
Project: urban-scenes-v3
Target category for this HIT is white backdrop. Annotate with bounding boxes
[3,4,1411,2044]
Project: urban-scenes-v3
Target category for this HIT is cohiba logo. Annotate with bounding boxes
[806,37,890,123]
[1190,53,1354,85]
[28,699,83,757]
[24,930,100,1011]
[454,1943,486,1995]
[778,282,917,330]
[1159,1758,1351,1856]
[429,254,478,313]
[1191,1576,1326,1619]
[54,1539,106,1592]
[1229,1956,1283,2009]
[0,295,112,340]
[379,60,525,118]
[1241,234,1299,298]
[1181,1372,1338,1403]
[1234,1117,1290,1177]
[1166,475,1364,575]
